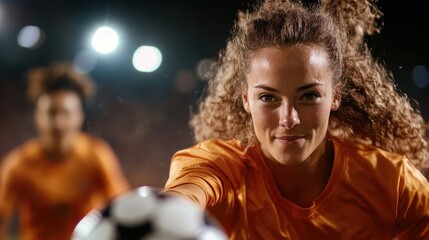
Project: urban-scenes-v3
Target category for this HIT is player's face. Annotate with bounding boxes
[35,90,83,154]
[242,44,339,166]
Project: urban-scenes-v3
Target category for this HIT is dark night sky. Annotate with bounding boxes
[0,1,428,76]
[0,0,428,187]
[0,1,428,92]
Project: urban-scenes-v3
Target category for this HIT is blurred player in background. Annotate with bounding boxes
[0,61,130,240]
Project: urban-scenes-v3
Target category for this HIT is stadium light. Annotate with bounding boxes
[17,25,44,49]
[91,26,119,54]
[132,45,162,73]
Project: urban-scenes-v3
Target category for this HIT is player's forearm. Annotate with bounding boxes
[162,184,208,209]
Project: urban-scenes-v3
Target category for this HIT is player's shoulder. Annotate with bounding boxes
[334,137,405,159]
[182,138,244,157]
[332,136,408,172]
[173,139,249,169]
[77,132,113,150]
[1,138,40,170]
[197,139,244,154]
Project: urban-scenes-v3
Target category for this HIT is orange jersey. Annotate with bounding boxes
[164,137,429,239]
[0,133,129,240]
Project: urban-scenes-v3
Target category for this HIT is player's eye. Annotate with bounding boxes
[301,92,321,102]
[259,94,276,102]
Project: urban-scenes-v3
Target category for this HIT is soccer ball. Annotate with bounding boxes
[71,186,228,240]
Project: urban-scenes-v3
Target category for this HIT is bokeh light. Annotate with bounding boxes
[132,46,162,73]
[412,65,429,89]
[196,58,217,81]
[73,50,98,74]
[91,26,119,54]
[175,69,197,94]
[17,25,44,49]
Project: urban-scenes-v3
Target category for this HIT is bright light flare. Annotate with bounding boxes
[91,26,119,54]
[132,46,162,73]
[17,25,44,49]
[196,58,217,80]
[412,65,429,89]
[73,50,98,74]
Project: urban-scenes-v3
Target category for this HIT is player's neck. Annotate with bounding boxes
[266,139,335,207]
[38,137,75,162]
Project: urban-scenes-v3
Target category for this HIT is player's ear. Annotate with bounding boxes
[242,92,250,113]
[331,90,341,111]
[241,83,250,113]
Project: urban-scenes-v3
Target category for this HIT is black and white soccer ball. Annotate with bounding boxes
[71,186,228,240]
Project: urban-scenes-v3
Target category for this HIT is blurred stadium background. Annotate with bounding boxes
[0,0,428,189]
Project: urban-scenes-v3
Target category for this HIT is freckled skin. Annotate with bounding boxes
[242,44,340,167]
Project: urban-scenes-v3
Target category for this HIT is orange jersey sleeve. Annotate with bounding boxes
[395,157,429,239]
[164,138,429,239]
[164,140,250,238]
[0,149,24,218]
[90,137,130,200]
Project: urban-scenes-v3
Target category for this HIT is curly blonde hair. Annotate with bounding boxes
[27,61,96,103]
[191,0,428,170]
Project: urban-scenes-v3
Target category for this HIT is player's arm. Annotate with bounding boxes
[95,139,130,199]
[162,148,232,210]
[162,184,208,209]
[395,158,429,239]
[0,156,19,240]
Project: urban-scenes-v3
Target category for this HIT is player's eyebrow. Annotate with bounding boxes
[253,82,323,92]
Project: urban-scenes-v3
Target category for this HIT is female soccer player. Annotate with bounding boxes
[163,0,429,239]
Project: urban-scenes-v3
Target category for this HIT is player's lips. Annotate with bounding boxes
[276,134,305,140]
[52,130,65,139]
[274,135,305,146]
